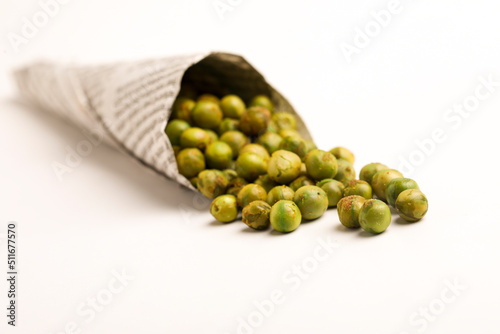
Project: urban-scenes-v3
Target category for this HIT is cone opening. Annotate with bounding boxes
[177,53,272,103]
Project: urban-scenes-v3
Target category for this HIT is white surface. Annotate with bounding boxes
[1,0,500,333]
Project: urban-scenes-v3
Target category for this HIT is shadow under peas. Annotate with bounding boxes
[240,226,263,233]
[334,224,358,233]
[393,216,417,225]
[8,98,199,210]
[209,219,229,227]
[269,229,293,236]
[358,230,382,238]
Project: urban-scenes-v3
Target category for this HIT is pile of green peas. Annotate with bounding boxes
[166,92,428,234]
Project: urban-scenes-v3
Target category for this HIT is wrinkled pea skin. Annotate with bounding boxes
[242,200,272,230]
[267,150,302,184]
[197,170,229,199]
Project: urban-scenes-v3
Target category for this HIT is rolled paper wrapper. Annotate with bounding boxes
[13,52,312,191]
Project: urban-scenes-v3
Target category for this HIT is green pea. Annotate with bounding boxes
[293,185,329,220]
[359,199,391,234]
[165,119,191,146]
[242,200,272,230]
[270,200,302,233]
[210,195,238,223]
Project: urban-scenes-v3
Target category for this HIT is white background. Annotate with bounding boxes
[1,0,500,333]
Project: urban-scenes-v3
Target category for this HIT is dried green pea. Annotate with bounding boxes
[191,100,223,130]
[385,178,419,208]
[210,195,238,223]
[371,169,404,201]
[334,159,356,185]
[239,106,271,137]
[256,132,283,154]
[197,94,220,104]
[235,152,268,182]
[239,144,270,161]
[179,127,211,151]
[293,185,329,220]
[226,177,248,197]
[217,118,240,135]
[396,189,428,222]
[343,180,373,200]
[272,112,297,131]
[305,149,338,181]
[220,94,246,119]
[237,184,268,208]
[205,141,233,170]
[297,140,317,161]
[359,163,389,185]
[267,185,295,206]
[267,150,302,184]
[337,195,366,228]
[254,174,278,193]
[176,148,205,179]
[165,119,191,146]
[329,147,355,164]
[249,95,274,112]
[317,179,345,207]
[197,170,229,199]
[220,130,250,158]
[242,200,272,230]
[172,97,196,124]
[289,175,315,192]
[270,200,301,233]
[278,135,304,155]
[359,199,392,233]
